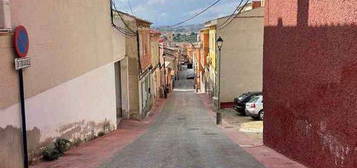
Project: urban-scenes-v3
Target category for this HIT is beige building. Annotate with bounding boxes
[210,6,264,105]
[113,11,155,120]
[0,0,128,167]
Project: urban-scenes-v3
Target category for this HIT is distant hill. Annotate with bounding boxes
[155,24,204,33]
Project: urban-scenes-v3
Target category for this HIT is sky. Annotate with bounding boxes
[114,0,239,27]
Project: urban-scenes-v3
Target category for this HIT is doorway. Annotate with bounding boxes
[114,62,122,123]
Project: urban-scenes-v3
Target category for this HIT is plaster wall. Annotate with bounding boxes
[0,63,117,168]
[0,0,123,166]
[0,0,116,108]
[217,8,264,103]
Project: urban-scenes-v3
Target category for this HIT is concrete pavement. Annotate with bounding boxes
[100,66,265,168]
[31,66,306,168]
[100,91,264,168]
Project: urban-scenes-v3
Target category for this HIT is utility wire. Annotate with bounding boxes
[127,0,135,15]
[218,0,244,28]
[110,1,136,37]
[112,0,137,36]
[170,0,223,28]
[218,0,249,29]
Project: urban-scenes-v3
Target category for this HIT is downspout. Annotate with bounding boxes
[136,30,142,74]
[109,0,114,25]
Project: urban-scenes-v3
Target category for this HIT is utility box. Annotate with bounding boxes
[0,0,11,30]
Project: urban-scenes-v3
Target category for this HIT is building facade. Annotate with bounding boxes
[114,11,154,120]
[264,0,357,168]
[201,23,217,98]
[203,2,264,108]
[0,0,124,167]
[150,30,162,101]
[216,7,264,107]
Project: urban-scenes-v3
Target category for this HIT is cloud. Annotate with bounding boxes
[114,0,240,26]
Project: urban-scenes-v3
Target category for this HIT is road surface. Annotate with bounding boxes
[100,66,264,168]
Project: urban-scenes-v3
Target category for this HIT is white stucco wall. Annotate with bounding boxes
[1,63,117,137]
[0,63,117,166]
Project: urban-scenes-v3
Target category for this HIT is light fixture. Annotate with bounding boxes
[217,36,223,50]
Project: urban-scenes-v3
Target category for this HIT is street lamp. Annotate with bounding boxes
[216,36,223,125]
[217,36,223,50]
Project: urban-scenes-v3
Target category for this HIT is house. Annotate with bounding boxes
[150,30,162,101]
[204,1,264,108]
[162,46,178,92]
[198,28,209,93]
[264,0,357,168]
[112,11,154,120]
[0,0,125,167]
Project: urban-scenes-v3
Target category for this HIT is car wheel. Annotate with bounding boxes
[239,111,246,116]
[259,110,264,120]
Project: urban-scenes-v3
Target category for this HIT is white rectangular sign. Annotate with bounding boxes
[15,57,31,70]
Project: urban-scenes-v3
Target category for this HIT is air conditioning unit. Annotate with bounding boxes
[0,0,11,31]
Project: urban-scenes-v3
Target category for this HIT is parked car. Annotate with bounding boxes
[245,95,264,120]
[186,74,195,79]
[233,92,262,115]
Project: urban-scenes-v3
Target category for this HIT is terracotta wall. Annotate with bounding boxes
[139,28,152,71]
[264,0,357,168]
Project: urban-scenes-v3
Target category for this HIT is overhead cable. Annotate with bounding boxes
[170,0,223,28]
[218,0,250,30]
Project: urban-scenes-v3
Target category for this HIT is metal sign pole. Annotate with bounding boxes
[14,25,30,168]
[19,69,29,168]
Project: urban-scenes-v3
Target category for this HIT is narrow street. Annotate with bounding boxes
[100,67,264,168]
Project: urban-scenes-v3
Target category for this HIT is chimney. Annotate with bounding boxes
[0,0,11,30]
[252,1,262,9]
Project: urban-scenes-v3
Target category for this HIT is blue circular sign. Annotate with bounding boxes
[14,25,29,58]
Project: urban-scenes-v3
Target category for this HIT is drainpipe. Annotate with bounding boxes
[136,30,142,74]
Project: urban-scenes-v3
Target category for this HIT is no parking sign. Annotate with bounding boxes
[14,25,31,70]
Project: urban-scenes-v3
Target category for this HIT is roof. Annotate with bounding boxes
[114,10,153,25]
[204,4,264,27]
[217,7,264,20]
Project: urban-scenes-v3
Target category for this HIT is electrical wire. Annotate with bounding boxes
[127,0,135,15]
[170,0,223,28]
[218,0,250,30]
[218,0,244,28]
[111,0,137,36]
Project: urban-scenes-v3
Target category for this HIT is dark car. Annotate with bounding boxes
[233,92,262,115]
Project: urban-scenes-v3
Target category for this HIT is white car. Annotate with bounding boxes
[245,95,264,120]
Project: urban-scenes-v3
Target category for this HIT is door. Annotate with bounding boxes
[114,62,122,120]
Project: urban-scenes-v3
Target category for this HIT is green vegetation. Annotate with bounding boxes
[173,32,198,43]
[42,138,71,161]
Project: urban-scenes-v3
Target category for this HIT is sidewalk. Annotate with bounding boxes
[198,93,307,168]
[31,98,167,168]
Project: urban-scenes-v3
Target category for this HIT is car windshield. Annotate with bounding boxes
[238,94,248,100]
[248,96,260,103]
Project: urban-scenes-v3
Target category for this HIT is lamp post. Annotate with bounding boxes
[216,36,223,125]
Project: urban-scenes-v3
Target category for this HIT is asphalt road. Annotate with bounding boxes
[173,65,195,90]
[100,67,264,168]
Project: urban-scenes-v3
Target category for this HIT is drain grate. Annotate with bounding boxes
[188,128,200,131]
[177,117,186,120]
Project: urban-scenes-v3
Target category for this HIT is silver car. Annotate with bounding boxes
[245,95,264,120]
